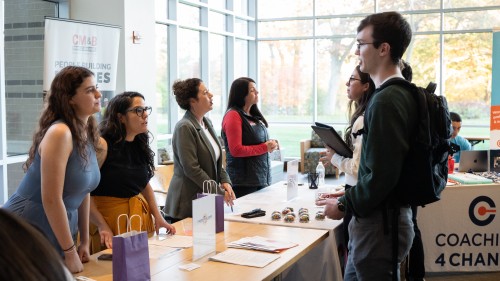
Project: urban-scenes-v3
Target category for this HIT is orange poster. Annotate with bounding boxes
[490,105,500,131]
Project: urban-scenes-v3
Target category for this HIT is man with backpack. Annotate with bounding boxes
[322,11,417,280]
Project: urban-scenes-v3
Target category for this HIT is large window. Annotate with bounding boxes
[259,40,314,122]
[155,0,257,148]
[1,0,58,200]
[258,1,500,157]
[209,34,227,123]
[155,24,170,149]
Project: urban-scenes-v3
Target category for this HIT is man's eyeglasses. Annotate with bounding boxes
[126,106,152,117]
[356,42,375,50]
[348,77,362,85]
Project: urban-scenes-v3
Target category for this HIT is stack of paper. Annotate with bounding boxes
[149,234,193,248]
[227,236,298,253]
[209,249,280,268]
[448,173,493,184]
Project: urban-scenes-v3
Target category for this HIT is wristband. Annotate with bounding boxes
[63,244,76,253]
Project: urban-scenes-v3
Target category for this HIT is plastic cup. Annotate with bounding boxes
[182,220,192,236]
[308,172,319,189]
[315,188,328,204]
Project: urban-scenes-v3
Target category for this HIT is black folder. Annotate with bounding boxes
[311,122,353,158]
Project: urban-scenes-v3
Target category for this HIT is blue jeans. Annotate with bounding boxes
[344,207,414,281]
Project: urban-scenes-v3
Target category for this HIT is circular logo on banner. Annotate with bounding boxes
[469,196,496,226]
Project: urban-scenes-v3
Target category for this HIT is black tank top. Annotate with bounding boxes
[91,139,149,198]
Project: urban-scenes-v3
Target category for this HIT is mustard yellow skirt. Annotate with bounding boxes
[90,194,155,254]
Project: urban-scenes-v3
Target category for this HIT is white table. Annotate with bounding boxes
[75,220,329,281]
[418,182,500,273]
[226,181,345,281]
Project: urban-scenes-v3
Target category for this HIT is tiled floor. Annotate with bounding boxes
[293,172,500,281]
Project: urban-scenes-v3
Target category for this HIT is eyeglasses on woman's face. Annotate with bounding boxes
[347,77,362,85]
[126,106,152,117]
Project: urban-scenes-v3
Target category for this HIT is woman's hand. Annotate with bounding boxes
[98,223,114,249]
[77,241,90,263]
[221,183,236,206]
[64,250,84,273]
[265,139,279,153]
[320,146,337,166]
[154,217,176,235]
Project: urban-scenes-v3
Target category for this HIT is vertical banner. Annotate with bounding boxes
[490,28,500,171]
[43,17,120,92]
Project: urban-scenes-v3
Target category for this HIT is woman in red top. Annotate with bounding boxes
[221,77,278,198]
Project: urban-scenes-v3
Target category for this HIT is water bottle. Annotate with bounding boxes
[448,155,455,174]
[316,161,325,187]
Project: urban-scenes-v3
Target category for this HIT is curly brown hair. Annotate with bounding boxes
[172,78,202,110]
[24,66,100,170]
[99,92,155,179]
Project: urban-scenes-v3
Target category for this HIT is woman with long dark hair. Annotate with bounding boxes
[4,66,101,273]
[221,77,278,198]
[89,92,175,253]
[320,65,375,247]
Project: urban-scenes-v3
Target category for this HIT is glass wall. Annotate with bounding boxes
[208,34,227,123]
[1,0,58,201]
[155,24,170,147]
[258,0,500,156]
[154,0,256,154]
[2,1,499,201]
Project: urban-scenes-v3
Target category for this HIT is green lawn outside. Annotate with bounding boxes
[268,122,491,158]
[156,118,491,158]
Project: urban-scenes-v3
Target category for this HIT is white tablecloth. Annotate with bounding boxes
[225,181,345,281]
[418,183,500,272]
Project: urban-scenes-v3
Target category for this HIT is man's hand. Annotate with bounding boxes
[316,198,345,220]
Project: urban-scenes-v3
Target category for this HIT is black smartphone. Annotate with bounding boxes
[241,208,266,219]
[97,253,113,261]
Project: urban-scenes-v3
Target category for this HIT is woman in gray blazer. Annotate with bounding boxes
[164,78,235,222]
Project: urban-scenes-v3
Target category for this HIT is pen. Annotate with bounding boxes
[231,205,234,212]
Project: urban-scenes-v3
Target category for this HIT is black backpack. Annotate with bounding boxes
[380,78,453,207]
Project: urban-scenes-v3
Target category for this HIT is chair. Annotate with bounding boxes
[269,145,285,184]
[300,131,340,178]
[150,163,174,209]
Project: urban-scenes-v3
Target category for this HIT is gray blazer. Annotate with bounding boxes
[164,110,231,219]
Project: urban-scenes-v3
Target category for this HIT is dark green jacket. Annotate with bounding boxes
[164,111,231,219]
[339,81,418,217]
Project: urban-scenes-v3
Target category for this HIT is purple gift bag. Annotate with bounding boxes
[196,180,224,233]
[112,214,151,281]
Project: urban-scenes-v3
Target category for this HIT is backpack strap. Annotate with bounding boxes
[352,128,365,138]
[392,208,400,281]
[380,201,402,281]
[379,78,416,280]
[380,77,432,148]
[426,82,437,93]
